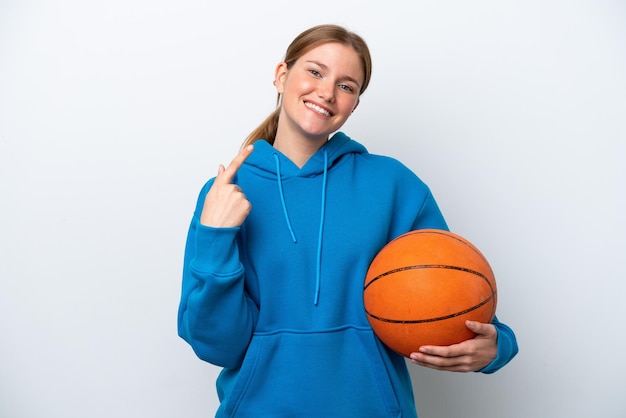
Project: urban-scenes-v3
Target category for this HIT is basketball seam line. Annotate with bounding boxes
[364,264,495,292]
[364,292,496,324]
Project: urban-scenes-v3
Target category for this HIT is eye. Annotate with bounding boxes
[339,84,355,93]
[308,69,322,77]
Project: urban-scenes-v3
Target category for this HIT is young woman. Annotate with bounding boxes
[178,24,518,417]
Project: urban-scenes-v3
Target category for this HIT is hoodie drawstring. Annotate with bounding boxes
[273,153,297,243]
[314,149,329,306]
[272,150,329,306]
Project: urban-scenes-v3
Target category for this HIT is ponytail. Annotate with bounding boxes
[242,104,280,149]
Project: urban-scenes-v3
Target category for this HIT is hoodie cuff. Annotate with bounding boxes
[191,224,242,277]
[477,319,519,374]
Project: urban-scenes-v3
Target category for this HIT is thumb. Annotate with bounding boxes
[217,164,225,176]
[465,320,492,336]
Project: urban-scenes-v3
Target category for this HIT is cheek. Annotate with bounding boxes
[283,75,314,96]
[339,97,359,114]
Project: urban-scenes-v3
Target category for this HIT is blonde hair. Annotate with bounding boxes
[242,24,372,148]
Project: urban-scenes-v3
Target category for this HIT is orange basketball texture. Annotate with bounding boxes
[364,229,497,358]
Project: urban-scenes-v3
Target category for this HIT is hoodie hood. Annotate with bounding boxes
[244,131,368,179]
[241,132,367,305]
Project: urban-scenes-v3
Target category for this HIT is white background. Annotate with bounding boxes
[1,1,624,417]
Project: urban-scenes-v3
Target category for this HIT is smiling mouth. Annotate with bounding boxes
[305,101,332,117]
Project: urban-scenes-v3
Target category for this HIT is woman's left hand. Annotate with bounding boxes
[409,320,498,372]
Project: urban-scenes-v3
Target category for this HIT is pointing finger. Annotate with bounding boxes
[216,144,254,184]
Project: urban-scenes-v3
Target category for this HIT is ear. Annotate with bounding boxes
[274,62,288,94]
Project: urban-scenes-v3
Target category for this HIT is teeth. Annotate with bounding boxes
[305,102,331,116]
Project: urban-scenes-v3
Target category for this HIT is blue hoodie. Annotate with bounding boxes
[178,132,518,417]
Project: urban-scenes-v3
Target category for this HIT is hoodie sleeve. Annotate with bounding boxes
[411,189,449,231]
[177,181,259,369]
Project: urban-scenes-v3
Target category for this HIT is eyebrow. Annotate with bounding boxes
[305,60,362,87]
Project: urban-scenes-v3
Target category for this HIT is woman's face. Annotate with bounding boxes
[274,42,364,144]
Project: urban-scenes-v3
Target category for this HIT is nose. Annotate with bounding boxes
[317,80,335,104]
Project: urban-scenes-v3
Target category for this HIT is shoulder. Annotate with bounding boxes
[356,152,427,185]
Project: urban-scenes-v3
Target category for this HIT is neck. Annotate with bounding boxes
[273,131,328,168]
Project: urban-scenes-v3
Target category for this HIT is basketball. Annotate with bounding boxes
[363,229,497,358]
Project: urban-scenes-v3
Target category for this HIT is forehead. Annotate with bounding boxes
[297,42,364,82]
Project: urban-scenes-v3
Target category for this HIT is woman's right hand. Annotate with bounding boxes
[200,145,254,228]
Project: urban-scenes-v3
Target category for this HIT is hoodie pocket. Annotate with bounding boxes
[220,327,403,417]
